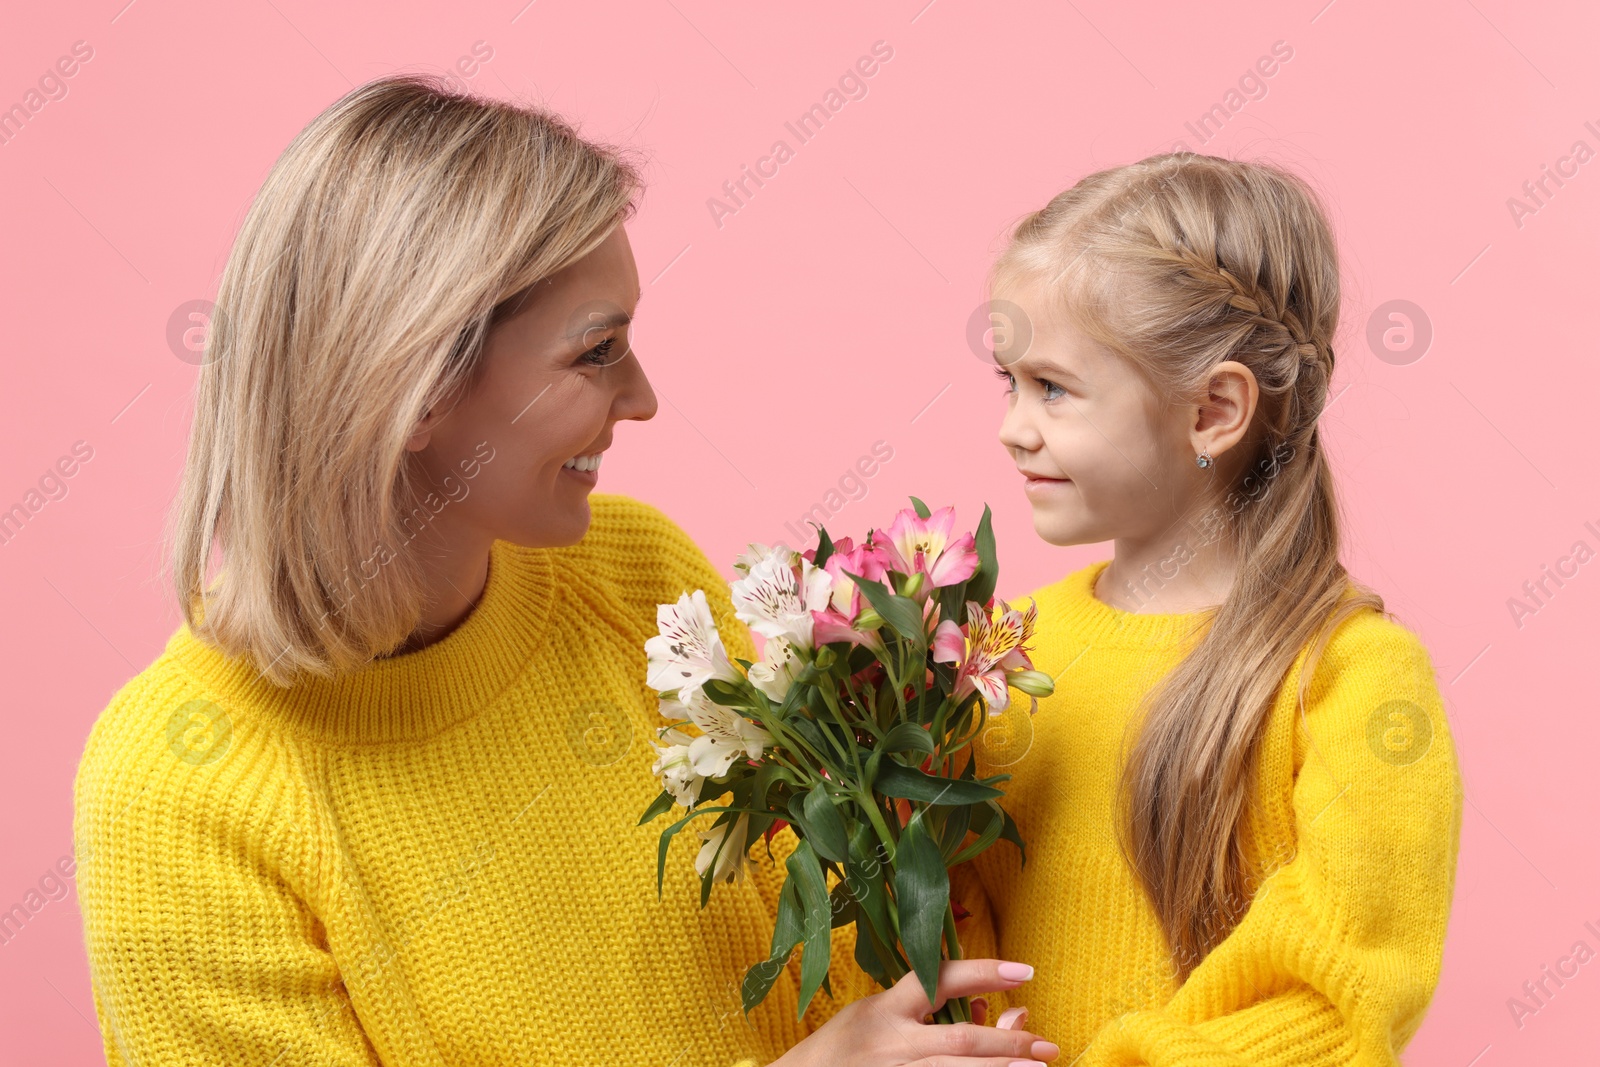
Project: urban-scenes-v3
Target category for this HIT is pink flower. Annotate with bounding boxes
[806,537,892,651]
[931,598,1039,714]
[876,507,980,590]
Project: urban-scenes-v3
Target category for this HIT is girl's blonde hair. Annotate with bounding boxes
[166,74,643,687]
[994,153,1383,980]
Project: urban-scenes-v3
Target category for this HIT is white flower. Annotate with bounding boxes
[747,633,804,703]
[696,812,752,884]
[664,687,772,778]
[730,548,834,651]
[733,542,785,574]
[646,590,742,697]
[649,727,704,808]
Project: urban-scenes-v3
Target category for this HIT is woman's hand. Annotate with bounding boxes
[772,958,1059,1067]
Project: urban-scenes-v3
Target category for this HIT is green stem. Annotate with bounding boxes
[858,790,900,864]
[932,903,971,1024]
[816,682,866,785]
[840,672,884,742]
[763,712,846,783]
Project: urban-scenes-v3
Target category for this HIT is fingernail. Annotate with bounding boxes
[1007,1061,1046,1067]
[997,962,1034,981]
[997,1006,1028,1029]
[1031,1039,1061,1060]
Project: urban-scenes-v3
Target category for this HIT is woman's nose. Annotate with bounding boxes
[616,350,658,423]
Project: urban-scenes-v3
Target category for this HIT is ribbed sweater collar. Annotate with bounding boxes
[166,539,556,744]
[1040,558,1218,649]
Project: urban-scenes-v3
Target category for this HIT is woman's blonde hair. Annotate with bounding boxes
[166,74,643,686]
[993,153,1384,980]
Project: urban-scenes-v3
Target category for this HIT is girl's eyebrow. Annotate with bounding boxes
[1009,354,1086,383]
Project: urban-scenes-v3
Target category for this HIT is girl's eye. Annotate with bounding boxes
[580,337,616,365]
[993,365,1066,401]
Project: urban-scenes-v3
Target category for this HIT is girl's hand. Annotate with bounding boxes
[772,958,1059,1067]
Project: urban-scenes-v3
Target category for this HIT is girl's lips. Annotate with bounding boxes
[1022,473,1071,493]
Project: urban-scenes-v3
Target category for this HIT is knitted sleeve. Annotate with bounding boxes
[1077,615,1464,1067]
[73,684,383,1066]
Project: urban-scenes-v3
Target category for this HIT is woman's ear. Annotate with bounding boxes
[1190,360,1259,461]
[405,405,445,453]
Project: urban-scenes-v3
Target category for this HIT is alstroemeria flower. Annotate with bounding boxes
[649,727,705,808]
[730,546,833,651]
[662,687,773,779]
[808,537,892,650]
[696,812,752,884]
[931,598,1040,714]
[876,507,980,590]
[646,590,742,697]
[747,633,804,702]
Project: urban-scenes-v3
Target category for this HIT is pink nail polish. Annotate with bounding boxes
[997,962,1034,982]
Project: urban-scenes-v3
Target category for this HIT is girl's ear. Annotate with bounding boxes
[1190,360,1259,461]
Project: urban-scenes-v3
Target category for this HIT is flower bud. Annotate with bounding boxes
[854,607,885,631]
[1007,669,1055,697]
[902,573,927,599]
[814,645,837,671]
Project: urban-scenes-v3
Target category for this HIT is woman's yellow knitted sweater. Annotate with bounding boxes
[72,494,869,1067]
[950,559,1464,1065]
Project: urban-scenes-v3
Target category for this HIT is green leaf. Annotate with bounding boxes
[788,714,842,766]
[828,880,859,928]
[849,574,926,644]
[966,505,998,609]
[853,916,893,989]
[771,875,806,959]
[801,785,850,863]
[742,876,805,1013]
[908,495,932,520]
[786,839,833,1019]
[879,721,935,756]
[999,807,1027,867]
[936,802,972,861]
[844,820,893,944]
[892,815,950,1007]
[701,677,749,707]
[813,526,835,570]
[638,790,676,826]
[948,803,1005,866]
[875,761,1003,806]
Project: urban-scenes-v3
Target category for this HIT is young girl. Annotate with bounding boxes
[955,153,1464,1064]
[70,75,1056,1067]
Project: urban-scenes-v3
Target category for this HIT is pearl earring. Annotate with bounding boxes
[1196,451,1213,469]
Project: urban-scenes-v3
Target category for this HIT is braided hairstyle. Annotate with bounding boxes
[993,153,1384,980]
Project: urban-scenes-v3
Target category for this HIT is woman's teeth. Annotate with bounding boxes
[563,453,603,472]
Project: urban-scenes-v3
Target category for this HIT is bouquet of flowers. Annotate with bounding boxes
[639,498,1053,1024]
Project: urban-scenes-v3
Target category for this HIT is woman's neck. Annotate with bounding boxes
[380,522,494,657]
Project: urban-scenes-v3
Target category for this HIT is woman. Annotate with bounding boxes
[71,75,1058,1066]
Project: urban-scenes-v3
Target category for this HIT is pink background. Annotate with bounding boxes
[2,0,1596,1062]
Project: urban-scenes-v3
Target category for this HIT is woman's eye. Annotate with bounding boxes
[581,337,616,365]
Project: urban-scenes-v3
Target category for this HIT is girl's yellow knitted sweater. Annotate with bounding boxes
[950,559,1464,1065]
[72,493,868,1067]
